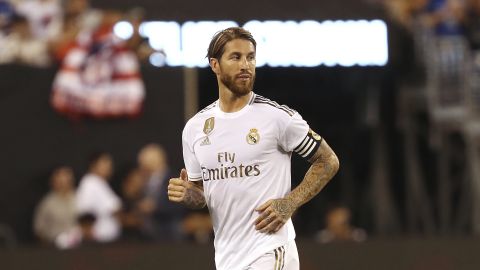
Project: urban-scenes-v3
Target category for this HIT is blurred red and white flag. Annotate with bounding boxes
[51,25,145,119]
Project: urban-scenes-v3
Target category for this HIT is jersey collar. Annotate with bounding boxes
[214,92,256,119]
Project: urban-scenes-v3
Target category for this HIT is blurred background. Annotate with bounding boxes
[1,0,480,269]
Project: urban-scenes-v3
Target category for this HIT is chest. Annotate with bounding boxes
[193,117,279,168]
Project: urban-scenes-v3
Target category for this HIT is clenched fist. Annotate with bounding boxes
[168,169,206,209]
[168,169,190,203]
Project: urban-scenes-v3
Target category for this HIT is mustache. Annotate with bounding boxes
[236,72,253,77]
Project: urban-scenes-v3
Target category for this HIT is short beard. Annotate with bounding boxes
[220,71,255,97]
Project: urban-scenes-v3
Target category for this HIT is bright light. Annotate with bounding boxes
[149,52,167,67]
[181,21,238,67]
[141,21,182,66]
[113,21,134,40]
[139,20,388,67]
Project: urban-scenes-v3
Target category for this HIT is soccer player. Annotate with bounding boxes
[168,27,339,270]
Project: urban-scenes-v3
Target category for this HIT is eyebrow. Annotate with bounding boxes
[227,51,256,57]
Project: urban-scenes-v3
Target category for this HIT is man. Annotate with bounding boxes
[168,27,339,270]
[34,166,77,243]
[136,143,186,241]
[76,152,121,242]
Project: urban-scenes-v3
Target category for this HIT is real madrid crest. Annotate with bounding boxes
[246,128,260,145]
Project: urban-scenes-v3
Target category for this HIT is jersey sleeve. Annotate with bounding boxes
[279,112,322,160]
[182,123,203,181]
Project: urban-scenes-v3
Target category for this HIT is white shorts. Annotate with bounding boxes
[244,240,299,270]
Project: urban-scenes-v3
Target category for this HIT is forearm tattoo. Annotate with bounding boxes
[287,141,339,208]
[183,183,206,209]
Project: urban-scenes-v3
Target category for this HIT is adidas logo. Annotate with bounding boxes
[200,136,210,146]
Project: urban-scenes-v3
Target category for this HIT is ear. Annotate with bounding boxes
[210,58,220,75]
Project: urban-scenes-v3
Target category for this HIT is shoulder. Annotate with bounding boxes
[185,101,217,126]
[251,94,298,117]
[78,174,102,191]
[197,101,217,115]
[183,101,217,137]
[37,193,55,209]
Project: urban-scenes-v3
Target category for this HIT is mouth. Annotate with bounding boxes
[236,73,252,81]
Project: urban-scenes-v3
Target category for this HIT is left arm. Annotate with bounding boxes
[255,138,339,233]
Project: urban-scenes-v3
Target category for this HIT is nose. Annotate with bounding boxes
[239,57,249,69]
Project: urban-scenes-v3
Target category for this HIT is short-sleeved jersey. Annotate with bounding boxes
[182,92,321,270]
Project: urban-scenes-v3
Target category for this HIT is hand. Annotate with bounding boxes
[254,198,297,234]
[168,169,189,203]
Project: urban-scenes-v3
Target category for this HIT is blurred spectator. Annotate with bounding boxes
[425,0,466,36]
[381,0,467,35]
[76,152,121,243]
[0,13,51,66]
[62,0,101,31]
[121,7,154,62]
[464,0,480,50]
[33,166,76,244]
[0,0,15,34]
[379,0,432,84]
[50,0,102,62]
[182,212,213,244]
[14,0,62,41]
[315,206,367,243]
[119,168,152,241]
[55,213,97,249]
[137,144,186,241]
[383,0,431,29]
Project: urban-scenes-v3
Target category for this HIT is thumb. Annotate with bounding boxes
[180,168,188,181]
[255,200,272,212]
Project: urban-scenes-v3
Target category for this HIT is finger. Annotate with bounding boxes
[255,200,273,212]
[169,178,187,186]
[169,196,184,203]
[167,190,184,198]
[167,185,185,192]
[254,208,272,225]
[255,213,277,230]
[180,168,188,181]
[261,219,282,234]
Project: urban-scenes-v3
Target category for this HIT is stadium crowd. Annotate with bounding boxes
[33,144,213,249]
[0,0,153,67]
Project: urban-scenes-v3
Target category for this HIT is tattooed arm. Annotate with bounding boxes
[255,138,339,233]
[168,169,206,209]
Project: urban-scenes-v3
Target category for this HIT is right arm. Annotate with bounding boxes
[168,169,206,209]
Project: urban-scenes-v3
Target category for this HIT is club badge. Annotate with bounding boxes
[246,128,260,145]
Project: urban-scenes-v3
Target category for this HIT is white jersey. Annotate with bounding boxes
[76,173,122,242]
[182,92,321,270]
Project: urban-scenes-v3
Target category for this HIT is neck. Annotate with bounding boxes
[91,171,107,180]
[57,190,72,197]
[218,85,252,113]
